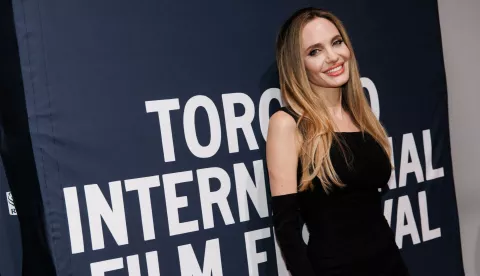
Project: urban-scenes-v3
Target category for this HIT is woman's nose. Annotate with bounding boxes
[325,48,339,63]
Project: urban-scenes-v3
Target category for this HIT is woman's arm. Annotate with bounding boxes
[266,111,316,276]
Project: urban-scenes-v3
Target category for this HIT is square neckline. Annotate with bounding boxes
[279,107,362,134]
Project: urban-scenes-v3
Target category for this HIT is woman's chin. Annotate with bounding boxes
[326,77,349,88]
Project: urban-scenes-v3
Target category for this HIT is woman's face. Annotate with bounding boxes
[301,17,351,89]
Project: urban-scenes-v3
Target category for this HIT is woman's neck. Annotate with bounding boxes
[313,85,344,119]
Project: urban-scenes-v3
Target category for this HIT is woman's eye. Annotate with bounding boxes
[309,49,320,56]
[334,39,344,45]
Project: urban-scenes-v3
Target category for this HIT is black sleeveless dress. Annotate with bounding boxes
[270,107,410,276]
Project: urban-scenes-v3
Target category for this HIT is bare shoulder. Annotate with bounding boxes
[268,110,297,134]
[266,110,300,196]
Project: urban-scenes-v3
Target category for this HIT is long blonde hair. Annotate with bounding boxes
[275,7,392,192]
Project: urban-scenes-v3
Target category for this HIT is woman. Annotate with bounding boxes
[266,7,410,276]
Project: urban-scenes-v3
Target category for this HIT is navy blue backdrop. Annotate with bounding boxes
[2,0,465,275]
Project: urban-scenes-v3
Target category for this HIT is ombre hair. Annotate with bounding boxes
[275,7,392,192]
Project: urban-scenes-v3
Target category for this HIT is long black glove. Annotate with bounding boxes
[271,193,317,276]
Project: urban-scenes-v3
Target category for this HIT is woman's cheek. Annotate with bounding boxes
[305,60,317,75]
[305,57,324,76]
[342,47,351,60]
[311,59,323,73]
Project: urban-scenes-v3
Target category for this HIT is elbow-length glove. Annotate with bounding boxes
[271,193,317,276]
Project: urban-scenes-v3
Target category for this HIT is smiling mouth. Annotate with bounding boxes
[324,64,345,76]
[325,64,343,74]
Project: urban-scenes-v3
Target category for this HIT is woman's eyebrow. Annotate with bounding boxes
[305,42,323,53]
[304,34,342,53]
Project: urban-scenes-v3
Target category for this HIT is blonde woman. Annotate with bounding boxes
[266,7,410,275]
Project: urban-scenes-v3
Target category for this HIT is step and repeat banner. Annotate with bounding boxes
[8,0,464,275]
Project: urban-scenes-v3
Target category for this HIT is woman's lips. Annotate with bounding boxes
[324,64,344,76]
